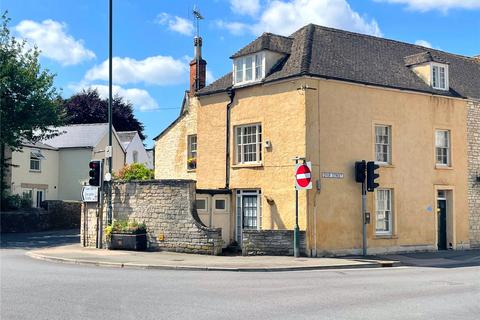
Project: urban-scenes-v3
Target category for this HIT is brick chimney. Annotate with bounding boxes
[189,36,207,95]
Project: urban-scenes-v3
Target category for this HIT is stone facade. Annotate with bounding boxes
[242,230,307,256]
[81,180,223,255]
[467,100,480,248]
[1,200,81,233]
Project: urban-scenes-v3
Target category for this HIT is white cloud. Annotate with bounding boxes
[70,83,159,112]
[15,19,95,66]
[375,0,480,12]
[218,0,382,37]
[155,13,194,36]
[85,56,188,86]
[415,39,432,48]
[230,0,261,16]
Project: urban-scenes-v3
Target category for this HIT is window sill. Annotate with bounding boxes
[377,163,395,168]
[187,169,196,173]
[231,162,263,168]
[435,165,453,170]
[373,234,397,240]
[233,80,263,88]
[29,170,41,173]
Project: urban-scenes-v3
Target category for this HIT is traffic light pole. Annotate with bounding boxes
[362,180,367,256]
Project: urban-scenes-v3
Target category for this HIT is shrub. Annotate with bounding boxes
[1,193,32,210]
[115,163,154,181]
[105,219,147,239]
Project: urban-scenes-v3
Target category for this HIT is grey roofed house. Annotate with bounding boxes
[42,123,124,150]
[198,24,480,100]
[117,131,137,150]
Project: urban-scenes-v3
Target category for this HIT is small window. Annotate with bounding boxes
[132,151,138,163]
[435,130,450,166]
[215,199,226,210]
[196,199,206,210]
[375,125,391,164]
[30,150,43,171]
[235,124,262,164]
[233,53,264,85]
[432,64,448,90]
[187,135,197,170]
[376,189,393,235]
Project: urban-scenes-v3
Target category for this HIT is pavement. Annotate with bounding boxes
[25,243,400,271]
[4,230,479,271]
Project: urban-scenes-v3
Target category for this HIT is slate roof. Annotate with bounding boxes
[21,140,57,150]
[230,33,293,58]
[404,51,448,67]
[198,24,480,99]
[42,123,110,149]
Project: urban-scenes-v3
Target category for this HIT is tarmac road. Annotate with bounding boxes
[1,230,479,320]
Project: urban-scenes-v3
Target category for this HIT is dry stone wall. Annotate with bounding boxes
[468,100,480,248]
[81,180,223,255]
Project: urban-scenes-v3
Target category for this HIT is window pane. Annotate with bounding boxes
[235,59,243,83]
[255,54,262,80]
[215,199,226,210]
[376,189,392,234]
[196,199,206,210]
[245,56,253,81]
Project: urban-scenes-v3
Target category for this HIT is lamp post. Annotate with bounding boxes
[107,0,113,225]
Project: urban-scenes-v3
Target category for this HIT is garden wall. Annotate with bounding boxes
[81,180,223,255]
[0,200,81,233]
[242,230,307,256]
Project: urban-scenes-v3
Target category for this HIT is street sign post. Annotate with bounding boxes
[81,186,99,202]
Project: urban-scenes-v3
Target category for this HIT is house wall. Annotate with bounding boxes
[94,132,126,174]
[58,148,92,200]
[304,78,470,255]
[154,102,197,180]
[124,133,150,167]
[10,147,59,204]
[467,100,480,248]
[196,80,308,244]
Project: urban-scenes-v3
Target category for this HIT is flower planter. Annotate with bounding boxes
[109,233,147,251]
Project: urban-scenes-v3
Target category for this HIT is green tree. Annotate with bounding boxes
[0,12,64,201]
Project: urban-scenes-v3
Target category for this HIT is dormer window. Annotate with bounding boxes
[233,52,265,85]
[431,63,448,90]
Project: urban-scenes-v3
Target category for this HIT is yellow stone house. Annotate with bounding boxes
[154,24,480,256]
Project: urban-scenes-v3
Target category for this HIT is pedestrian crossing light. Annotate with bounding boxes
[89,160,102,186]
[366,161,380,192]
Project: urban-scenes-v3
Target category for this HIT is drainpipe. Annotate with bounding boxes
[225,88,235,189]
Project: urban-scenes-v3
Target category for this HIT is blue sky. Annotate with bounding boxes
[2,0,479,147]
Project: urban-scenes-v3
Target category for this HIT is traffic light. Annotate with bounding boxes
[366,161,380,192]
[355,160,366,183]
[89,160,102,186]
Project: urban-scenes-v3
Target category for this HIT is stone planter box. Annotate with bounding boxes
[108,233,147,251]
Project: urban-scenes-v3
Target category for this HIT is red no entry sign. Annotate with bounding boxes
[295,162,313,190]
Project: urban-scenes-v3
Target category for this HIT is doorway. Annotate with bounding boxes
[437,190,447,250]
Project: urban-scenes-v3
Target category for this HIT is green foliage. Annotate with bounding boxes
[0,12,64,200]
[2,192,32,210]
[105,219,147,239]
[115,163,154,181]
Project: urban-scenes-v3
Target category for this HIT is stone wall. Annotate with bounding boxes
[81,180,223,255]
[467,100,480,248]
[242,230,307,256]
[1,200,81,233]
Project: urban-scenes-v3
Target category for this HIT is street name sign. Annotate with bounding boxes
[82,186,99,202]
[295,162,313,190]
[321,172,344,179]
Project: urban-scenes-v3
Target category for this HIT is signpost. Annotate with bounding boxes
[293,158,311,258]
[81,186,99,202]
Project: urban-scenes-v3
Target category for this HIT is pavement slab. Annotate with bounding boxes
[26,244,399,271]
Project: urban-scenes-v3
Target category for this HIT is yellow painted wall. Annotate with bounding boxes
[154,101,197,180]
[411,63,431,86]
[305,78,469,255]
[197,80,308,241]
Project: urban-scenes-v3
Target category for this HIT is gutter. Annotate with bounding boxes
[225,87,235,189]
